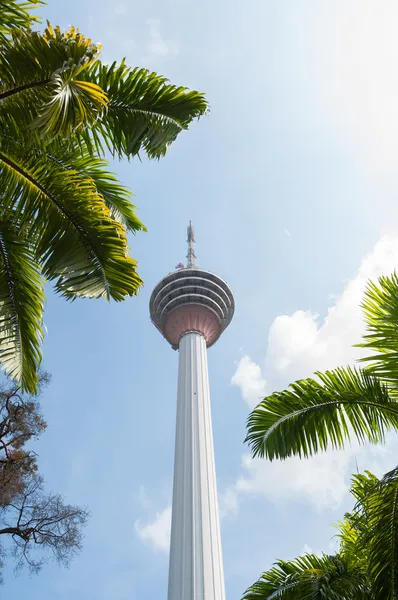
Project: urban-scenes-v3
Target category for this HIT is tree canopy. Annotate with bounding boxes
[242,470,398,599]
[0,2,208,393]
[244,272,398,599]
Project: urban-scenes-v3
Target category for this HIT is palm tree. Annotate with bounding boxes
[242,470,397,599]
[245,272,398,598]
[0,5,208,392]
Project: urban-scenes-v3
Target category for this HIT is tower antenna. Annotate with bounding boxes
[186,220,197,268]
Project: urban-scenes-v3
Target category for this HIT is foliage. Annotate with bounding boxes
[244,272,398,599]
[0,2,208,392]
[0,1,42,37]
[359,272,398,389]
[242,474,377,599]
[0,374,88,579]
[246,367,398,460]
[243,554,371,600]
[245,273,398,461]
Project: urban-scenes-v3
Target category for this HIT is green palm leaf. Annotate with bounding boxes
[0,1,42,37]
[0,4,208,392]
[45,145,145,232]
[242,553,370,600]
[0,217,44,393]
[359,273,398,388]
[246,367,398,459]
[81,60,209,159]
[0,25,104,139]
[353,469,398,599]
[0,140,142,300]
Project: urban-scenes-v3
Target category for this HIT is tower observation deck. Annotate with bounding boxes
[149,222,234,599]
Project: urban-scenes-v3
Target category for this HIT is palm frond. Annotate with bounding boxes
[246,367,398,459]
[45,144,145,232]
[0,25,104,139]
[335,510,369,570]
[81,60,209,159]
[242,554,370,600]
[0,1,42,37]
[358,273,398,388]
[0,216,44,393]
[32,65,107,138]
[354,469,398,599]
[0,25,99,90]
[0,140,142,300]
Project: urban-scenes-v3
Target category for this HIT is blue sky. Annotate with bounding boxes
[5,1,398,598]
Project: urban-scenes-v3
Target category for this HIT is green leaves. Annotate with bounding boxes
[245,272,398,461]
[32,68,108,138]
[0,1,42,37]
[246,367,398,459]
[242,474,376,600]
[0,141,143,301]
[242,553,371,600]
[45,147,145,233]
[0,25,104,140]
[0,219,44,394]
[81,60,209,159]
[354,469,398,599]
[243,271,398,597]
[0,9,207,392]
[359,273,398,388]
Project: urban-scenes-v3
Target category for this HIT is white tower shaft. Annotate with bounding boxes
[168,331,226,600]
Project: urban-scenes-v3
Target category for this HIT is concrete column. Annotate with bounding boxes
[167,331,226,600]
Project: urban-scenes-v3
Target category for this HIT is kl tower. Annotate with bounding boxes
[150,221,234,599]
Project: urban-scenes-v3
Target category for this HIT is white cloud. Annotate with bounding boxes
[234,234,398,405]
[236,450,355,511]
[229,235,398,512]
[135,506,172,552]
[144,19,178,60]
[231,356,267,409]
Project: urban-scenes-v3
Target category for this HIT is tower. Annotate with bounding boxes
[150,222,234,599]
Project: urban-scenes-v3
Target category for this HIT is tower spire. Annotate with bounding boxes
[186,220,197,268]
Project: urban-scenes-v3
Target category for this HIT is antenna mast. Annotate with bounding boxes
[186,220,196,268]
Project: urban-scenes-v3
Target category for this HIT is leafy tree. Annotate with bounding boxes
[245,272,398,598]
[0,2,208,393]
[243,472,382,599]
[0,374,88,579]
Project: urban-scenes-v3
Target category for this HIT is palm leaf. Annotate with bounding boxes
[353,469,398,599]
[81,60,209,159]
[0,216,44,393]
[0,140,142,300]
[242,554,370,600]
[32,65,107,138]
[0,1,42,37]
[45,144,145,232]
[246,367,398,459]
[0,26,104,139]
[358,273,398,388]
[0,32,207,155]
